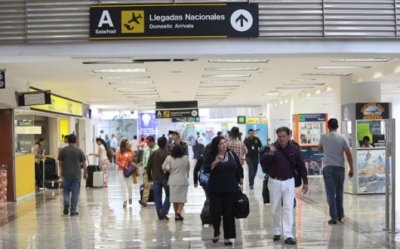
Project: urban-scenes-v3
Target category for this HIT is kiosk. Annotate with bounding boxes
[342,102,390,194]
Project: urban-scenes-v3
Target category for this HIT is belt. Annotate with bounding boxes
[269,176,293,181]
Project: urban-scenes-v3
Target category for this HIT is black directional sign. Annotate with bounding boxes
[90,3,258,40]
[155,109,199,120]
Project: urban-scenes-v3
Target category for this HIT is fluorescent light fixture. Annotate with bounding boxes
[196,92,232,95]
[116,88,156,92]
[303,73,352,77]
[202,74,251,78]
[276,86,314,89]
[283,83,325,87]
[93,68,147,73]
[205,67,259,71]
[264,92,279,96]
[201,80,246,84]
[315,66,370,70]
[108,81,150,85]
[208,59,268,63]
[291,78,317,82]
[198,85,239,89]
[331,58,392,62]
[83,60,134,64]
[101,76,150,80]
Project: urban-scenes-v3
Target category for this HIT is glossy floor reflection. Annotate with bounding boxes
[0,164,399,248]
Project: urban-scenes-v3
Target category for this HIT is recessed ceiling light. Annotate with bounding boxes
[208,59,268,63]
[315,89,321,94]
[108,81,150,85]
[202,74,251,78]
[303,73,352,77]
[326,86,332,92]
[93,68,146,73]
[315,66,370,70]
[101,76,150,80]
[205,67,259,71]
[331,58,392,62]
[264,92,279,96]
[306,93,311,97]
[201,80,246,84]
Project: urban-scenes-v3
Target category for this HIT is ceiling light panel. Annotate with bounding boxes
[201,80,246,85]
[101,76,151,80]
[202,74,251,78]
[208,59,268,63]
[93,68,147,73]
[108,81,151,85]
[205,67,259,71]
[331,58,392,62]
[303,73,352,77]
[315,66,370,70]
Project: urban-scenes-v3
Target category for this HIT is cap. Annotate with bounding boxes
[168,130,179,135]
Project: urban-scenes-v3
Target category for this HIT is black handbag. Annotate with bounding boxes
[233,191,250,219]
[262,176,270,204]
[279,146,302,188]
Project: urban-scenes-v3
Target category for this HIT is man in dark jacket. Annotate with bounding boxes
[243,129,263,189]
[147,136,170,220]
[262,127,308,245]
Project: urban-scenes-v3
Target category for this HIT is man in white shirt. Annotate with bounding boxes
[110,134,118,152]
[129,135,139,153]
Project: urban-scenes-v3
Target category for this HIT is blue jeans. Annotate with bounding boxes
[246,157,259,187]
[63,177,81,213]
[323,166,345,220]
[153,179,170,218]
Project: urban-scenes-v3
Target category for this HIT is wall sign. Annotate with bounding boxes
[356,103,390,120]
[90,3,258,40]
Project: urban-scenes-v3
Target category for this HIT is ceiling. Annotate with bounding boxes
[2,54,400,112]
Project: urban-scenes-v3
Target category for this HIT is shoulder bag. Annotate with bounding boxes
[123,162,136,177]
[278,146,302,188]
[233,191,250,219]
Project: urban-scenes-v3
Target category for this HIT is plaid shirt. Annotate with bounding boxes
[227,138,247,165]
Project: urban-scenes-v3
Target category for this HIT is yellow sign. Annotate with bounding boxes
[121,11,145,33]
[30,88,83,116]
[246,116,267,124]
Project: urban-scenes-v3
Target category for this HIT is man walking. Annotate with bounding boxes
[262,126,308,245]
[147,137,170,220]
[139,135,158,207]
[58,134,88,216]
[244,129,263,189]
[319,118,354,224]
[169,130,188,156]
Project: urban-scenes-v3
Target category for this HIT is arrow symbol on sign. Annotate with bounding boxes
[235,14,248,27]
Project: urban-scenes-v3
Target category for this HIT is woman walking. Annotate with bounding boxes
[204,136,243,246]
[162,144,190,221]
[89,138,113,187]
[115,139,134,208]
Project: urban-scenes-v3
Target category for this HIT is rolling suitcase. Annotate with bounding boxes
[86,165,100,188]
[44,178,62,189]
[140,184,154,203]
[93,171,104,187]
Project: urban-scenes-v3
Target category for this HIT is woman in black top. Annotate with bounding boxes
[204,136,243,246]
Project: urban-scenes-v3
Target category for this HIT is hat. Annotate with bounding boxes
[229,126,240,137]
[168,130,179,135]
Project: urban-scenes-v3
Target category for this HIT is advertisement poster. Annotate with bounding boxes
[357,149,386,193]
[0,165,7,202]
[138,113,158,136]
[301,148,324,176]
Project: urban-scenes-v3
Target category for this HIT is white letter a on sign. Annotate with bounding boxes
[98,10,114,27]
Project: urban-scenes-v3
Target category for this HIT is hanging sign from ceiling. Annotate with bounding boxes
[90,3,258,40]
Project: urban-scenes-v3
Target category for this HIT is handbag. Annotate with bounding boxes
[279,146,302,188]
[233,191,250,219]
[198,169,210,187]
[123,162,136,177]
[262,175,270,204]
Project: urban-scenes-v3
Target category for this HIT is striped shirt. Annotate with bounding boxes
[227,139,247,165]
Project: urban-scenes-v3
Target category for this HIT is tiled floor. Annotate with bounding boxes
[0,164,399,249]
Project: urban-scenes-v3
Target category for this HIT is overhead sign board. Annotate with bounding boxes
[90,3,259,40]
[356,102,390,120]
[156,109,199,120]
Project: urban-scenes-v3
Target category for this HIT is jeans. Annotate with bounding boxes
[246,157,259,187]
[323,166,345,221]
[63,177,81,213]
[153,179,170,218]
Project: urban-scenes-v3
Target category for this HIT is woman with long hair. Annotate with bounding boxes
[162,144,190,221]
[204,136,243,246]
[115,139,134,208]
[89,138,113,187]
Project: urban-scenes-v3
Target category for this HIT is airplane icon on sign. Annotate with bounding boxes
[128,13,142,25]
